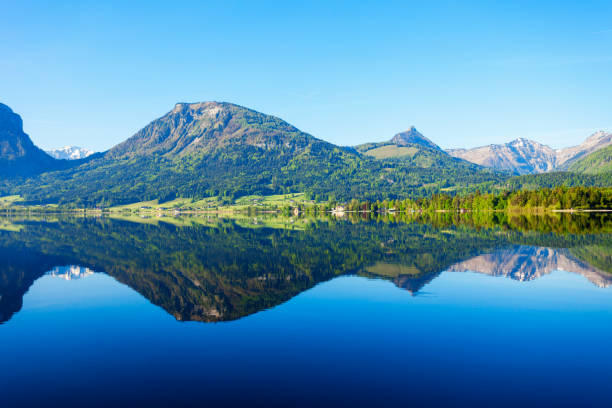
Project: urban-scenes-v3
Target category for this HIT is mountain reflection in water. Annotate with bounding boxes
[0,213,610,324]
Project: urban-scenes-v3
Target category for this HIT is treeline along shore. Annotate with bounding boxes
[293,186,612,214]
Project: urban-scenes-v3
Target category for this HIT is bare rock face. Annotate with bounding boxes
[108,101,321,159]
[447,138,556,174]
[446,131,612,175]
[0,103,58,177]
[390,126,441,150]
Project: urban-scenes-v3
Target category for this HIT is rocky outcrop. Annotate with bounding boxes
[390,126,441,150]
[0,103,59,177]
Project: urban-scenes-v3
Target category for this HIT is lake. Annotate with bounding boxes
[1,213,611,407]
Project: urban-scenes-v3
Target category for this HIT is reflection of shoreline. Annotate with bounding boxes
[0,216,609,325]
[46,266,95,281]
[448,246,612,288]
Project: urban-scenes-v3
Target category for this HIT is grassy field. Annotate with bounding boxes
[109,197,221,211]
[363,145,419,160]
[108,212,315,230]
[365,262,422,277]
[109,193,315,212]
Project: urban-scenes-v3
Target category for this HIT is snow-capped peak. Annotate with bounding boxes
[46,146,94,160]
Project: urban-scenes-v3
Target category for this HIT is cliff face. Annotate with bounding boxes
[0,103,58,177]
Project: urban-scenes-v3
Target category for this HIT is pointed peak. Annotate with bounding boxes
[390,127,440,150]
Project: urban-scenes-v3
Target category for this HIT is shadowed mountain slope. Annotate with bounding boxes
[0,103,60,177]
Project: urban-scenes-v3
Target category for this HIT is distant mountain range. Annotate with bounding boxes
[46,146,94,160]
[0,100,609,206]
[447,131,612,175]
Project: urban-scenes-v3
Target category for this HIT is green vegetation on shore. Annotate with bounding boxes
[1,186,611,215]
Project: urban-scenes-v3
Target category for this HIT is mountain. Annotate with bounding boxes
[0,103,60,176]
[355,126,442,159]
[390,126,441,150]
[568,145,612,174]
[107,102,321,158]
[447,138,557,174]
[447,131,612,175]
[556,131,612,169]
[46,146,94,160]
[9,102,502,207]
[353,126,487,174]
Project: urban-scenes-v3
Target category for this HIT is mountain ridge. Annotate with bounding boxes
[447,132,612,175]
[568,145,612,174]
[5,101,502,206]
[46,146,94,160]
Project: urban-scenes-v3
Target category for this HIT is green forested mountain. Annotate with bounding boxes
[3,102,503,207]
[568,145,612,174]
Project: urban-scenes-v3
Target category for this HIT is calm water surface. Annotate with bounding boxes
[0,214,611,407]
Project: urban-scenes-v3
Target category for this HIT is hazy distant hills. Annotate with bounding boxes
[447,131,612,175]
[46,146,94,160]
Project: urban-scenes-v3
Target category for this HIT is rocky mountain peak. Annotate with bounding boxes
[0,102,59,176]
[447,130,612,175]
[0,103,24,135]
[390,126,440,150]
[109,101,318,159]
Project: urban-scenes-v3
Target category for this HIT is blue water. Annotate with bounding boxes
[2,269,612,407]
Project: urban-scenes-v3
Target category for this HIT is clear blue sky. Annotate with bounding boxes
[2,0,611,152]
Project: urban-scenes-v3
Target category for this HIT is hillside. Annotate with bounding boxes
[354,126,476,170]
[355,126,441,159]
[556,131,612,169]
[0,103,60,176]
[5,102,503,207]
[447,131,612,175]
[568,145,612,174]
